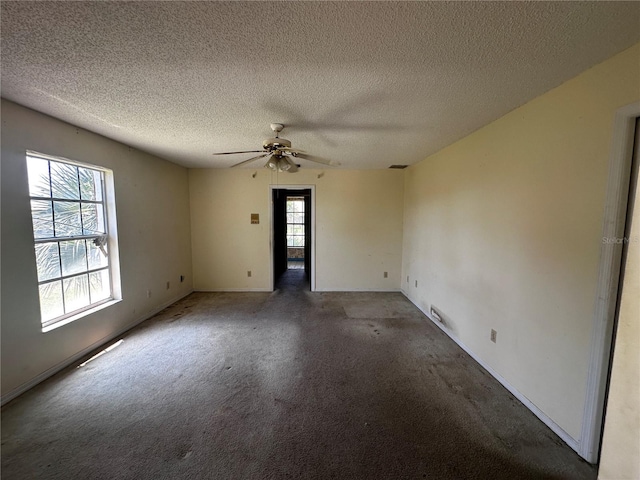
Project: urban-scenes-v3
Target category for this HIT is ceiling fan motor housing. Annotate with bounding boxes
[263,137,292,151]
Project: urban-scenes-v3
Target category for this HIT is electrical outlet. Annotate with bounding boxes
[491,329,497,343]
[166,281,170,290]
[180,275,185,283]
[415,280,418,288]
[383,271,388,278]
[247,270,252,278]
[430,307,442,322]
[146,290,151,298]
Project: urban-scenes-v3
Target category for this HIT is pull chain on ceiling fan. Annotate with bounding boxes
[212,123,340,172]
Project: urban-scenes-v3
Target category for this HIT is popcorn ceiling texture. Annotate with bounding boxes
[1,1,639,169]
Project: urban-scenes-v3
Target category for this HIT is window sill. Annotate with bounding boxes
[42,298,122,333]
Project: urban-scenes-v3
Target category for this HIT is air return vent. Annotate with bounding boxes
[389,165,408,169]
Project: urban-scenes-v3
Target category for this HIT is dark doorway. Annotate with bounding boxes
[272,188,312,290]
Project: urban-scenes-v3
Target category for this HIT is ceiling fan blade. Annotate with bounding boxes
[213,150,264,156]
[230,153,269,168]
[278,147,305,154]
[294,153,341,167]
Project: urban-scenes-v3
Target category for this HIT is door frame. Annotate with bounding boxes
[581,102,640,463]
[269,184,316,291]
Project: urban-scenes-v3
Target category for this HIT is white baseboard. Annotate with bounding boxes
[402,292,581,455]
[314,288,401,292]
[195,288,401,293]
[194,288,272,292]
[1,290,194,406]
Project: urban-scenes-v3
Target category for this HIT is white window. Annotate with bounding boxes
[26,153,117,329]
[286,198,305,247]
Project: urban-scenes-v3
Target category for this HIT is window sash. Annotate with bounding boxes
[36,241,113,326]
[30,196,104,204]
[34,234,106,244]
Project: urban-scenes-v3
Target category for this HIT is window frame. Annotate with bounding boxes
[26,151,118,330]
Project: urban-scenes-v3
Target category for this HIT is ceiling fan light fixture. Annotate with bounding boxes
[265,156,278,171]
[284,156,298,169]
[277,156,291,171]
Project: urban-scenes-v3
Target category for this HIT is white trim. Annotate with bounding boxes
[194,288,272,292]
[580,103,640,463]
[193,288,401,293]
[26,149,108,173]
[314,288,401,292]
[42,298,120,332]
[269,184,316,292]
[1,290,193,406]
[402,290,580,453]
[26,152,121,329]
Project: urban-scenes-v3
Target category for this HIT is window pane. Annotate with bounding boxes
[287,236,304,247]
[35,243,61,282]
[287,213,304,224]
[287,200,304,213]
[79,168,102,201]
[287,224,304,236]
[60,240,87,276]
[81,203,106,235]
[63,275,90,312]
[87,239,108,270]
[89,269,111,302]
[30,200,54,239]
[54,201,82,236]
[51,162,80,199]
[39,281,64,321]
[27,157,51,197]
[287,201,304,213]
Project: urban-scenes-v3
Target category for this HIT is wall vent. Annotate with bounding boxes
[389,165,408,169]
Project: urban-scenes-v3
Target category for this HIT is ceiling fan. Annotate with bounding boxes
[212,123,340,172]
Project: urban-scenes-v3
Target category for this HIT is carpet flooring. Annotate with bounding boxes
[1,270,595,479]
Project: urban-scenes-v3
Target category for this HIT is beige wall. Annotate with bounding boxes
[598,127,640,479]
[189,168,404,292]
[1,100,193,399]
[402,44,640,443]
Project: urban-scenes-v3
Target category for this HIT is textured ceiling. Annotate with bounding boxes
[2,2,639,169]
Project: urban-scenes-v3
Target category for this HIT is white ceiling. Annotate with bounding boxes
[2,2,639,169]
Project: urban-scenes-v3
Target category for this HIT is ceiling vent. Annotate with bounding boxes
[389,165,408,169]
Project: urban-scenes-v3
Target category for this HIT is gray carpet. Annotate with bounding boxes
[1,270,595,479]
